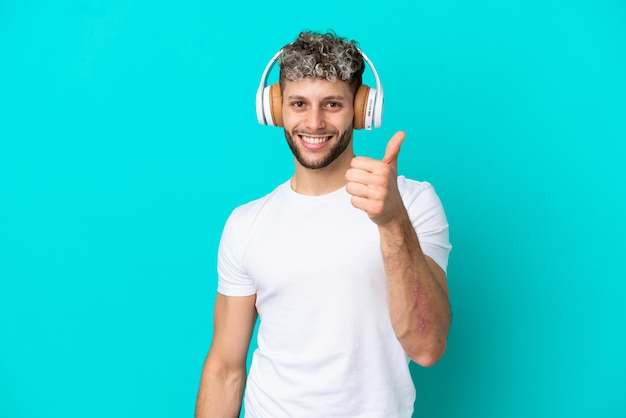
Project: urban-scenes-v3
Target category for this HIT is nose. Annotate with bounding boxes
[305,106,325,131]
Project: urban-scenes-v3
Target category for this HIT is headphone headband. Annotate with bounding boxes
[255,49,284,126]
[255,47,384,130]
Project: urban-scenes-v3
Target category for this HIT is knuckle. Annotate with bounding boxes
[373,175,387,187]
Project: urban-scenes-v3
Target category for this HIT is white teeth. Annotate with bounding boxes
[301,135,329,144]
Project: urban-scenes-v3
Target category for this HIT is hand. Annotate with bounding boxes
[345,131,407,226]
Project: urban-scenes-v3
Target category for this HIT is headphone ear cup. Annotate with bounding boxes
[353,84,371,130]
[263,83,283,127]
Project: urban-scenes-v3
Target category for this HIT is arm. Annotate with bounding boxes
[195,293,257,417]
[345,131,451,367]
[378,211,450,367]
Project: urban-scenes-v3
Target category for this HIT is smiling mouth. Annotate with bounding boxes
[299,135,333,145]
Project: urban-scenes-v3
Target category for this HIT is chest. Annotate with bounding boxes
[243,195,386,309]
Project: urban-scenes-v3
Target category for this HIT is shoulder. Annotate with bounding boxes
[219,181,289,258]
[226,180,290,227]
[397,176,439,205]
[397,175,433,192]
[397,175,448,228]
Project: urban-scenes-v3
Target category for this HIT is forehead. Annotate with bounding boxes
[282,78,353,100]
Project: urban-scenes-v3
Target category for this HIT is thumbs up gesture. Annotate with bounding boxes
[345,131,407,226]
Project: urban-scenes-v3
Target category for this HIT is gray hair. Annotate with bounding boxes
[278,31,365,93]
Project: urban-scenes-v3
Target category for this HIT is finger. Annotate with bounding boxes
[350,156,393,176]
[382,131,406,166]
[349,194,368,211]
[346,168,389,189]
[345,181,371,199]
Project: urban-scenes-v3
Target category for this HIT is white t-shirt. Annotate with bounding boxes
[217,176,451,417]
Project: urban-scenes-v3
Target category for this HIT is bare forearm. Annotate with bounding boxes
[195,360,246,418]
[380,212,451,367]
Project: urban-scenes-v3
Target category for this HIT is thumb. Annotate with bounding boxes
[383,131,406,166]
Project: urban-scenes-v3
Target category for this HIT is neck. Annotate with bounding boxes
[290,149,353,196]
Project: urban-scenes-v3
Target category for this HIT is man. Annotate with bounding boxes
[196,31,451,417]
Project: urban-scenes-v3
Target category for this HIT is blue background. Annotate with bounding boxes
[1,1,625,417]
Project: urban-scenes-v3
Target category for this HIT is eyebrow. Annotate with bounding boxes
[286,95,348,102]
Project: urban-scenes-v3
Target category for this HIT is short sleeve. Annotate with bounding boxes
[216,209,257,296]
[400,177,452,273]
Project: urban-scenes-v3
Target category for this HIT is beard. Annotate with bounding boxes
[284,127,353,170]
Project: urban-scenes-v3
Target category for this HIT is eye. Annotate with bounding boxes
[290,101,305,108]
[325,101,342,109]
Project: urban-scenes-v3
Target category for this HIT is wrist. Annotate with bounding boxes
[378,210,412,238]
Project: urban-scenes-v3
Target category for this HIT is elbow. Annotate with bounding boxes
[406,339,447,368]
[204,358,246,385]
[395,309,451,367]
[410,351,443,368]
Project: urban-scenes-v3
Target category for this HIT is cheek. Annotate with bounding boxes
[280,114,295,131]
[338,113,354,131]
[281,109,302,129]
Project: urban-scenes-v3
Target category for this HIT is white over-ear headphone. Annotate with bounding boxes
[255,47,384,130]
